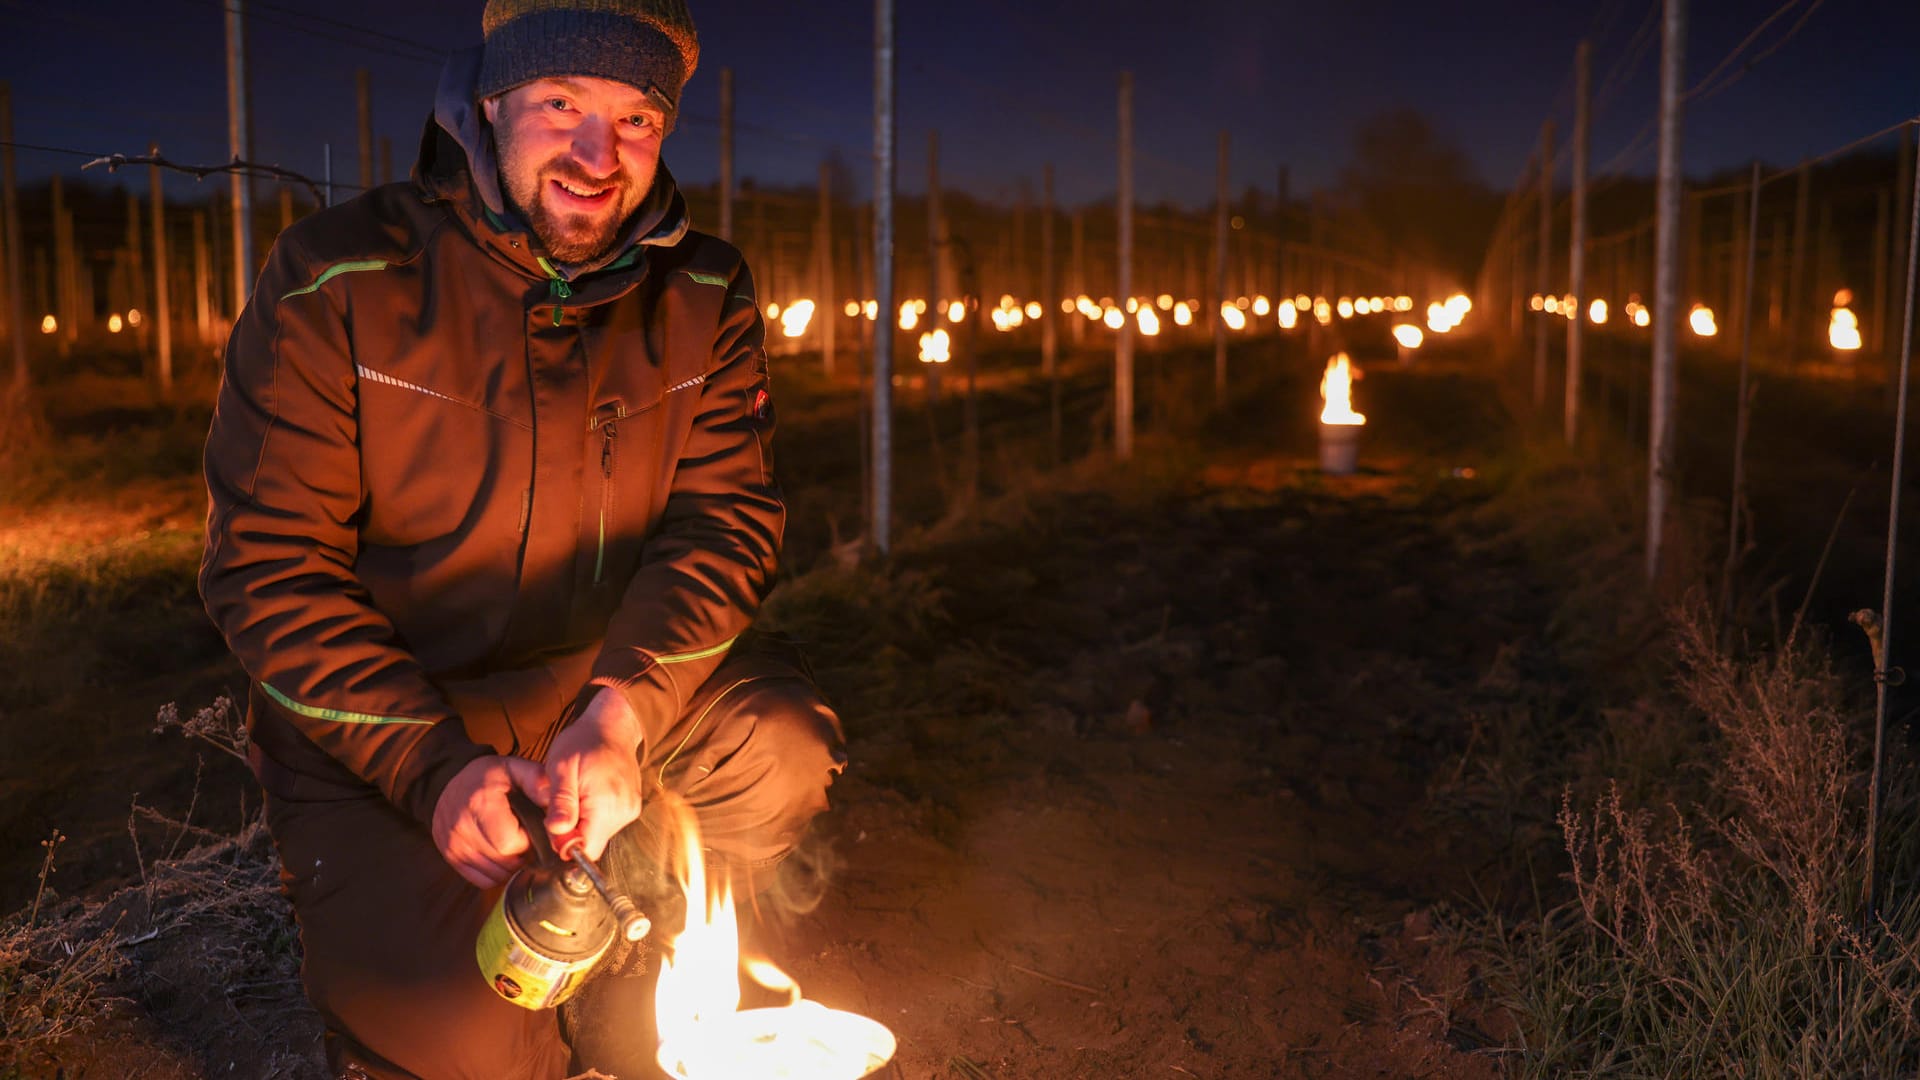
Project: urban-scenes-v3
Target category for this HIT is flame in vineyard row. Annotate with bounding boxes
[1319,352,1365,427]
[650,792,895,1080]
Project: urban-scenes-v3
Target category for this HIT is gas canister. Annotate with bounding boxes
[476,857,616,1009]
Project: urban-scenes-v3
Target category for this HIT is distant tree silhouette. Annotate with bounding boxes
[1337,109,1501,285]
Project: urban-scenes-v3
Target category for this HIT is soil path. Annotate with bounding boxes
[758,443,1537,1079]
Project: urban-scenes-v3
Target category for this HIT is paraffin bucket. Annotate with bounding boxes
[1319,422,1361,475]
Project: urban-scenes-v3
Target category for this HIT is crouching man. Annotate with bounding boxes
[198,1,844,1075]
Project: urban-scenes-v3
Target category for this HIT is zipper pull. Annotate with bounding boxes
[601,423,617,477]
[547,272,572,326]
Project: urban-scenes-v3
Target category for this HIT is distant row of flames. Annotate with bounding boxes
[758,291,1477,364]
[1528,288,1866,351]
[44,289,1861,358]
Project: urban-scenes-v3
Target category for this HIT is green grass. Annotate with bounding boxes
[1435,429,1920,1077]
[0,526,208,713]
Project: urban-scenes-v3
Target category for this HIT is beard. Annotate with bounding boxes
[495,128,650,265]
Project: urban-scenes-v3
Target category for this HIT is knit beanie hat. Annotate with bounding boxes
[475,0,699,111]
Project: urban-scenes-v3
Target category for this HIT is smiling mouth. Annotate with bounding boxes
[551,178,615,205]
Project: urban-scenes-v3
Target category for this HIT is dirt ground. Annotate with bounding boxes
[777,458,1534,1080]
[6,344,1571,1078]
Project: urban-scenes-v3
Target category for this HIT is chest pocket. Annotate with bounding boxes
[353,309,534,548]
[577,272,726,597]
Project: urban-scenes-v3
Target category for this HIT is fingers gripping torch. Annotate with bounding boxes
[476,790,651,1010]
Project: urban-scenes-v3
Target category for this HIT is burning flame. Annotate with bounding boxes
[40,314,56,334]
[918,328,950,363]
[1220,302,1247,331]
[1023,301,1042,320]
[107,313,124,334]
[1252,295,1271,316]
[1830,291,1862,351]
[1136,306,1161,336]
[1275,303,1297,330]
[1588,298,1608,325]
[990,296,1026,332]
[842,300,860,318]
[1689,304,1718,337]
[780,300,816,339]
[898,301,919,331]
[1336,297,1354,319]
[1319,353,1365,426]
[651,794,896,1079]
[1391,323,1423,350]
[946,300,966,324]
[1102,306,1123,330]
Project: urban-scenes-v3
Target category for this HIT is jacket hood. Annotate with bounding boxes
[423,44,690,279]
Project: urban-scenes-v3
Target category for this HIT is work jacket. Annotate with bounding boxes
[200,94,782,829]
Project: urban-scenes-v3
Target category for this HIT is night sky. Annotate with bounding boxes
[4,1,1919,209]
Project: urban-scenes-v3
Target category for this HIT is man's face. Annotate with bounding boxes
[484,76,667,264]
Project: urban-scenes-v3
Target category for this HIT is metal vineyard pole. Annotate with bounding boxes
[226,0,255,308]
[1534,119,1554,411]
[1115,71,1134,461]
[1566,40,1590,443]
[1647,0,1686,583]
[1718,161,1761,624]
[1867,123,1920,921]
[870,0,895,554]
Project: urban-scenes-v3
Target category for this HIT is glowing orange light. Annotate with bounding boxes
[1320,353,1365,426]
[779,299,815,339]
[1831,291,1862,351]
[918,328,950,363]
[651,793,895,1079]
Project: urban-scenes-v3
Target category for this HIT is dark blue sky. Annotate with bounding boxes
[4,1,1918,209]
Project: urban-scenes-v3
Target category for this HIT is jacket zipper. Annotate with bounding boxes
[540,257,572,326]
[594,422,616,585]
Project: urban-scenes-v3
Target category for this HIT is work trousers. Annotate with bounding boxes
[261,636,846,1080]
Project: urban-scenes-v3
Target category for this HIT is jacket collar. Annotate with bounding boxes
[417,46,691,284]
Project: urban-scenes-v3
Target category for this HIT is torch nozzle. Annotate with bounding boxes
[563,845,652,943]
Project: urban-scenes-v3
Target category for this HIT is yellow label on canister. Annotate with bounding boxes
[477,897,598,1010]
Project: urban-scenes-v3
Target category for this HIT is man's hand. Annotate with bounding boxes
[541,686,645,861]
[432,755,547,889]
